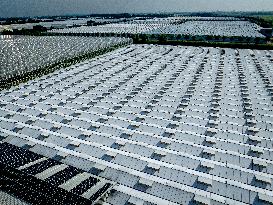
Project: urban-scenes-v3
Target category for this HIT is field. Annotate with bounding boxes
[258,16,273,28]
[0,36,132,87]
[0,44,272,205]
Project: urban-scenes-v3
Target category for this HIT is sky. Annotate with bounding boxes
[1,0,273,18]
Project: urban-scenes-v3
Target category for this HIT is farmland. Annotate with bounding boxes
[1,44,273,205]
[260,16,273,27]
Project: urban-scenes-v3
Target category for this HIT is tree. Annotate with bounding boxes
[191,36,196,41]
[158,34,167,43]
[2,29,13,35]
[206,35,212,41]
[184,35,190,41]
[176,34,182,40]
[140,34,148,43]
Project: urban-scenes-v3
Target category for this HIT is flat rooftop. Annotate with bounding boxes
[0,44,273,205]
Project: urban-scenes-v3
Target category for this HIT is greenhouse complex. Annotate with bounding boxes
[0,36,132,88]
[0,15,273,205]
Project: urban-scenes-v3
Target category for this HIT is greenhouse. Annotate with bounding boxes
[0,44,272,205]
[0,36,132,88]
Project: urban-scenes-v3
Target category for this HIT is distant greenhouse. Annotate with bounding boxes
[0,35,132,88]
[50,22,174,35]
[146,20,265,38]
[49,17,265,39]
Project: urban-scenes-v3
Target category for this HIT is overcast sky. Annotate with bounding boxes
[1,0,273,18]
